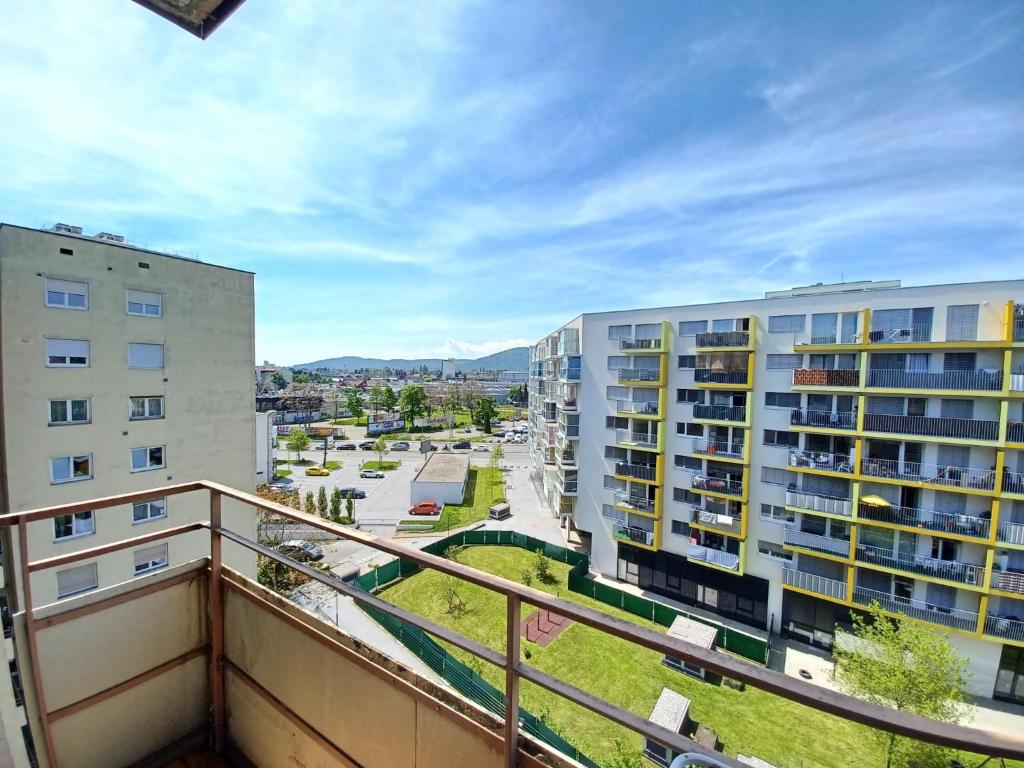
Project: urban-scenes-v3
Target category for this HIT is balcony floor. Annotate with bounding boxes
[162,746,234,768]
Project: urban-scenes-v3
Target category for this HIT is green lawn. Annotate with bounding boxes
[361,460,401,471]
[273,469,292,477]
[324,460,341,471]
[379,547,1004,768]
[330,416,367,426]
[429,467,504,532]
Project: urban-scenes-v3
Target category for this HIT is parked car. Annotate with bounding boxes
[304,465,331,476]
[493,431,507,438]
[503,434,515,442]
[358,441,375,450]
[337,443,357,450]
[473,445,490,452]
[462,427,473,433]
[408,501,439,516]
[391,442,410,451]
[453,441,471,449]
[359,469,384,479]
[278,540,323,562]
[338,487,366,499]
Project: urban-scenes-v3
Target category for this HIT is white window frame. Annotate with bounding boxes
[49,397,90,425]
[45,278,88,310]
[129,396,165,420]
[126,289,163,318]
[133,543,168,575]
[56,562,98,599]
[53,510,95,542]
[127,343,165,370]
[50,454,92,484]
[130,446,165,473]
[45,338,90,368]
[757,540,793,563]
[768,314,806,333]
[132,498,167,524]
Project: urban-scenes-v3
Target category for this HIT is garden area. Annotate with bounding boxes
[378,546,1004,768]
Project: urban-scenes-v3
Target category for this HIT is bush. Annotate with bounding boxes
[532,548,553,583]
[520,568,533,587]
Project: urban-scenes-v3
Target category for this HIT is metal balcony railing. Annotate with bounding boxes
[859,458,996,491]
[616,430,659,449]
[618,368,661,383]
[792,369,860,388]
[1010,421,1024,443]
[788,450,854,473]
[612,523,654,546]
[1004,470,1024,495]
[783,567,848,600]
[858,504,990,539]
[692,404,746,422]
[615,399,660,416]
[866,369,1002,391]
[785,490,853,517]
[1015,305,1024,341]
[619,338,662,351]
[862,412,1000,441]
[997,520,1024,547]
[687,544,740,571]
[789,409,856,429]
[613,492,657,513]
[691,438,744,459]
[855,544,984,586]
[985,614,1024,643]
[689,506,741,535]
[694,369,749,385]
[991,569,1024,595]
[691,474,743,497]
[695,330,749,348]
[783,529,851,558]
[867,323,933,344]
[852,587,979,632]
[615,462,658,482]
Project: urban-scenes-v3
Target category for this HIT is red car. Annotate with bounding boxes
[408,501,439,516]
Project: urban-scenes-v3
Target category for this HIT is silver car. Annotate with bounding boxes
[278,540,323,562]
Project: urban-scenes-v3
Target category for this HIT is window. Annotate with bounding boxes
[676,388,704,404]
[133,544,168,575]
[608,324,632,340]
[57,563,98,599]
[674,455,702,471]
[943,353,976,372]
[54,511,94,541]
[635,323,660,340]
[676,422,703,437]
[810,313,838,343]
[49,398,89,425]
[605,416,628,430]
[51,455,92,484]
[133,498,167,523]
[677,355,696,369]
[131,446,165,472]
[711,319,734,332]
[760,503,795,524]
[765,392,800,409]
[46,339,89,367]
[604,446,627,461]
[128,343,164,369]
[130,396,164,420]
[673,488,700,504]
[766,354,802,369]
[678,320,708,336]
[606,385,629,400]
[670,519,690,537]
[126,289,162,317]
[45,278,88,309]
[763,429,799,448]
[768,314,806,333]
[945,305,979,342]
[604,476,627,491]
[757,540,792,562]
[761,467,791,486]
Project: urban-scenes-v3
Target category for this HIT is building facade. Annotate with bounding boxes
[528,279,1024,700]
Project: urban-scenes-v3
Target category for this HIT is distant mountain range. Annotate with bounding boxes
[294,346,529,372]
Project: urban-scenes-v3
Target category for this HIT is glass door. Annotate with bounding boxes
[994,646,1024,704]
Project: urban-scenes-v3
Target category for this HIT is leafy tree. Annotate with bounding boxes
[345,492,355,520]
[398,384,428,428]
[345,389,364,422]
[520,568,533,587]
[367,386,385,413]
[381,386,398,412]
[532,549,553,583]
[304,491,316,516]
[507,384,527,407]
[316,486,328,518]
[271,371,287,389]
[472,396,498,434]
[371,437,388,469]
[329,488,342,520]
[292,370,310,384]
[286,429,310,462]
[832,602,969,768]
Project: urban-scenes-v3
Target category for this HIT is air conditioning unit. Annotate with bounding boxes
[52,223,83,235]
[95,232,126,243]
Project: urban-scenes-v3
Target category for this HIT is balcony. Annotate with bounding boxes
[615,429,660,450]
[858,503,990,540]
[998,520,1024,547]
[783,529,851,558]
[866,369,1002,392]
[991,569,1024,596]
[557,450,576,467]
[691,473,743,498]
[792,369,860,388]
[866,324,935,345]
[618,367,662,385]
[689,505,742,536]
[863,412,1000,441]
[558,366,581,382]
[612,523,655,547]
[860,458,996,491]
[1016,304,1024,341]
[693,404,746,423]
[694,368,749,386]
[1005,470,1024,495]
[691,438,744,460]
[695,330,750,349]
[615,399,661,417]
[789,409,856,430]
[788,450,854,474]
[619,337,664,353]
[687,543,740,571]
[782,567,848,601]
[855,544,984,587]
[1010,421,1024,444]
[613,491,658,514]
[785,489,853,517]
[852,587,979,632]
[984,614,1024,644]
[615,461,658,482]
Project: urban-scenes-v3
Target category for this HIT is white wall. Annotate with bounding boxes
[411,479,467,506]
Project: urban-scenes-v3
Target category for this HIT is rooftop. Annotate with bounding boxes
[413,452,471,483]
[667,616,718,651]
[648,687,691,733]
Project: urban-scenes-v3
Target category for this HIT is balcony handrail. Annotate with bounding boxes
[1004,469,1024,495]
[615,399,660,416]
[858,503,990,538]
[615,461,658,481]
[694,368,749,385]
[855,544,984,586]
[618,368,661,382]
[782,566,848,600]
[695,330,749,348]
[789,408,857,429]
[687,543,740,570]
[612,523,655,546]
[692,438,744,458]
[788,449,854,473]
[792,368,860,387]
[785,490,853,517]
[2,481,1022,766]
[985,614,1024,643]
[691,473,743,496]
[997,519,1024,546]
[616,429,659,447]
[783,528,851,557]
[859,457,996,491]
[866,368,1002,391]
[693,404,747,422]
[866,323,934,344]
[613,491,657,512]
[852,586,979,633]
[619,337,662,351]
[689,506,741,533]
[861,411,1000,441]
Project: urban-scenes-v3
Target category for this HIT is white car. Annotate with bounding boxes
[473,445,490,452]
[503,434,514,443]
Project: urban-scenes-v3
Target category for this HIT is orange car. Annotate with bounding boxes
[408,501,439,516]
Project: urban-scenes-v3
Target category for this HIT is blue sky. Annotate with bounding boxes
[1,2,1021,365]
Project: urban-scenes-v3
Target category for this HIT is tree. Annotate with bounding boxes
[292,370,310,384]
[367,386,385,413]
[532,549,553,583]
[316,486,328,518]
[832,602,968,768]
[398,384,428,428]
[371,437,388,469]
[345,492,355,521]
[345,389,364,422]
[271,371,287,389]
[381,386,398,413]
[329,488,342,520]
[507,384,526,407]
[472,396,498,434]
[304,491,316,516]
[286,429,310,463]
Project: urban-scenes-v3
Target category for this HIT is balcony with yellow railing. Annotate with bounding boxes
[693,352,754,391]
[612,488,661,518]
[692,402,748,426]
[617,321,670,355]
[613,457,663,486]
[617,363,666,387]
[695,320,755,352]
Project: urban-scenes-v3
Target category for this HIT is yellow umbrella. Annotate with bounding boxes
[860,494,891,507]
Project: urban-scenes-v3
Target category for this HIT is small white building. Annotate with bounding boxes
[410,453,470,506]
[664,615,718,680]
[643,687,691,767]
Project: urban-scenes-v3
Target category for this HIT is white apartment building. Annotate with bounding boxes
[529,279,1024,701]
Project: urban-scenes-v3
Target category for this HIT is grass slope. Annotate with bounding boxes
[428,467,504,532]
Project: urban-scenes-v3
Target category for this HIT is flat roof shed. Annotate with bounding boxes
[410,453,470,506]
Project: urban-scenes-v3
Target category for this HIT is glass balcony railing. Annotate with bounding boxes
[783,567,848,600]
[691,473,743,497]
[855,544,984,586]
[792,368,860,387]
[558,477,578,494]
[617,368,661,383]
[785,490,853,516]
[615,462,658,482]
[613,492,657,513]
[857,503,990,539]
[692,404,746,422]
[859,458,996,491]
[558,366,581,381]
[619,338,663,352]
[783,529,851,558]
[691,438,744,459]
[615,430,659,449]
[866,369,1002,391]
[788,450,854,473]
[862,412,999,441]
[1011,373,1024,393]
[789,409,856,429]
[985,614,1024,644]
[991,569,1024,595]
[695,330,749,348]
[852,587,979,632]
[694,369,749,385]
[612,523,654,546]
[687,543,740,571]
[615,399,660,416]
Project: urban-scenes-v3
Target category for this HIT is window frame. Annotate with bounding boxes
[53,511,95,542]
[132,498,167,525]
[127,342,165,370]
[56,562,99,599]
[129,396,165,420]
[125,289,163,318]
[45,338,90,368]
[133,543,169,575]
[50,454,93,484]
[44,278,89,310]
[764,391,800,409]
[130,446,166,473]
[766,354,803,370]
[48,397,90,426]
[678,320,708,336]
[767,314,806,333]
